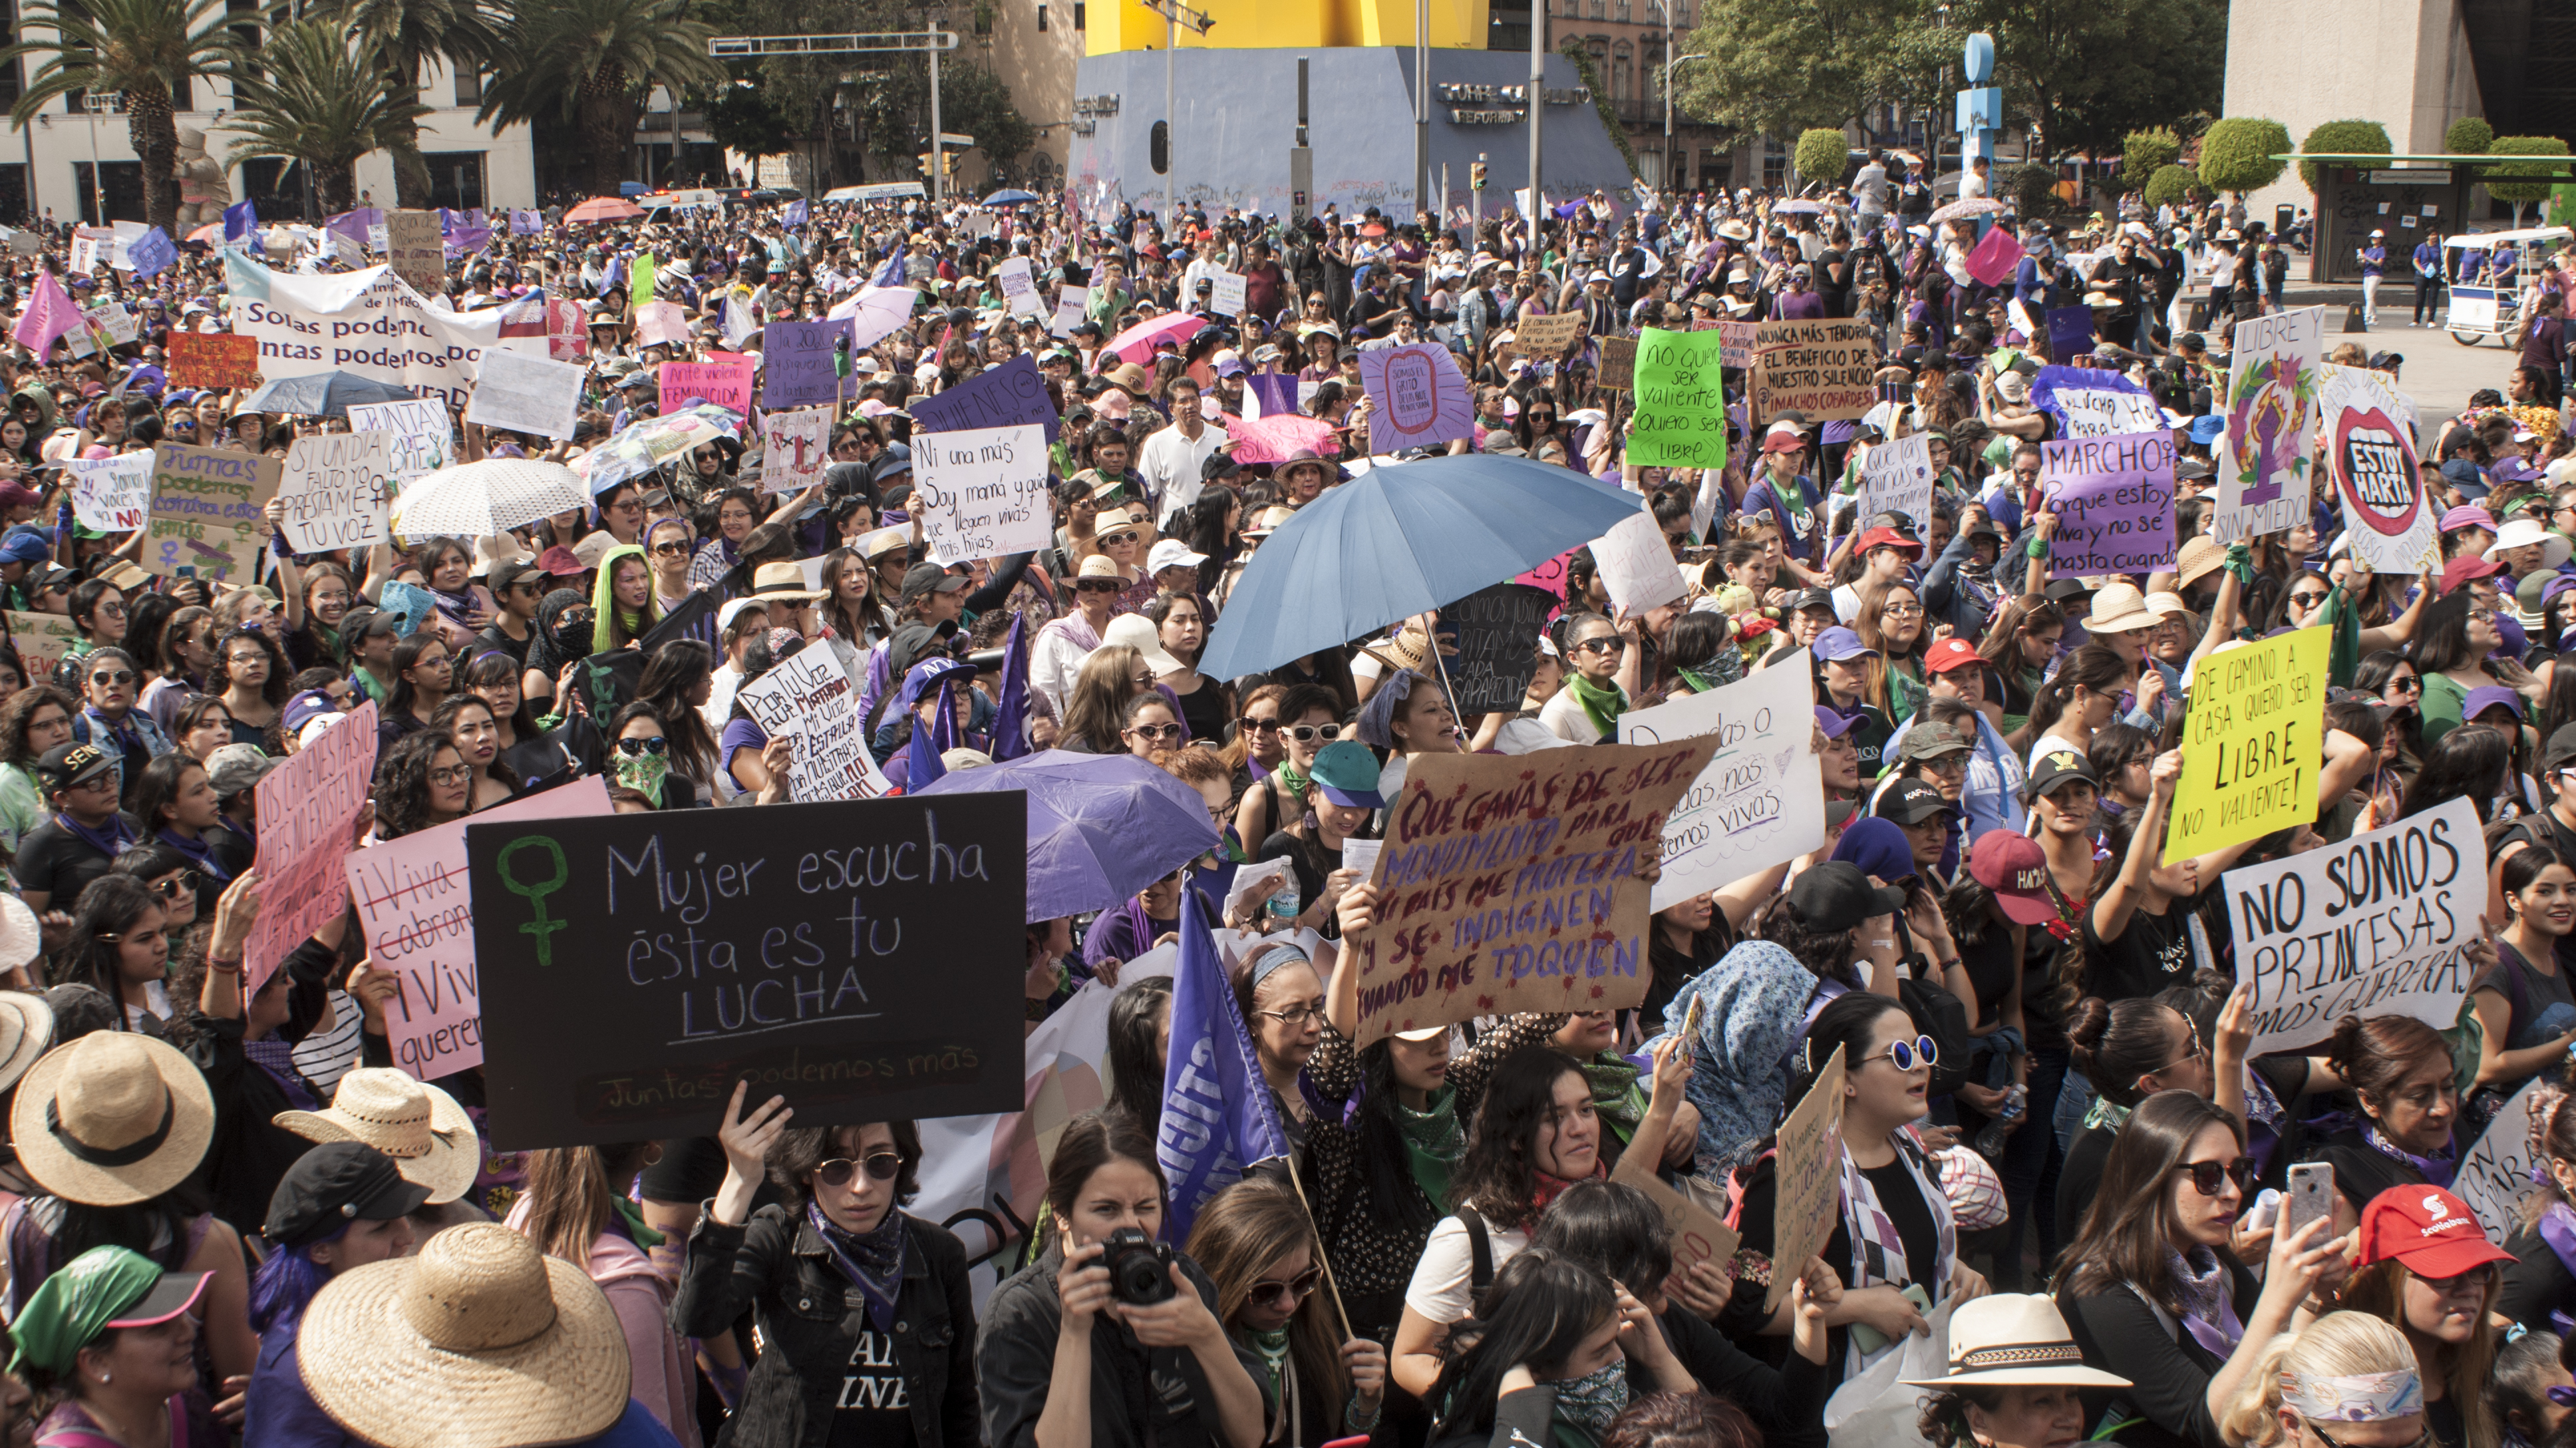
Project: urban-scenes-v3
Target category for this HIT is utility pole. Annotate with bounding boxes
[1414,0,1429,215]
[928,32,943,206]
[82,92,109,225]
[1289,59,1311,225]
[1526,0,1543,219]
[1138,0,1212,222]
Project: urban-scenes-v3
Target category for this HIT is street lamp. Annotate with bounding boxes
[1662,51,1704,192]
[1139,0,1211,220]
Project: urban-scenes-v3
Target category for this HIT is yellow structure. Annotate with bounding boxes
[1084,0,1487,55]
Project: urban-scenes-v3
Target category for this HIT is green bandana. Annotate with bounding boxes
[9,1246,165,1377]
[2083,1095,2132,1133]
[1271,759,1311,805]
[614,748,671,805]
[1567,673,1627,739]
[613,1195,667,1250]
[1248,1325,1291,1402]
[1396,1087,1464,1210]
[1583,1055,1647,1143]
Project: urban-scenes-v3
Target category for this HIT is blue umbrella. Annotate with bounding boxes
[1198,453,1645,681]
[981,188,1039,206]
[236,370,418,417]
[914,750,1219,922]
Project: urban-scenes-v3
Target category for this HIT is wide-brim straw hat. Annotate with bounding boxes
[11,1031,215,1207]
[297,1221,631,1448]
[274,1067,478,1204]
[0,990,54,1095]
[1902,1293,2132,1389]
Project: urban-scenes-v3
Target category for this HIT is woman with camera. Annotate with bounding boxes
[976,1112,1268,1448]
[1183,1176,1388,1446]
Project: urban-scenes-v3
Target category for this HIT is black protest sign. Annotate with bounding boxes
[466,793,1026,1148]
[1442,583,1559,714]
[905,353,1060,443]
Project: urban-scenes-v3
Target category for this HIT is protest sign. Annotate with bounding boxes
[2227,795,2481,1055]
[4,611,79,682]
[2456,1077,2548,1241]
[761,319,846,410]
[126,226,175,281]
[8,231,39,257]
[146,443,279,582]
[84,303,137,347]
[2171,628,2329,858]
[1858,434,1935,533]
[1356,343,1472,450]
[633,300,689,349]
[546,297,589,361]
[1516,311,1585,356]
[249,702,379,989]
[913,423,1052,564]
[1342,738,1717,1046]
[2028,365,2165,438]
[276,431,393,552]
[1613,1152,1741,1284]
[385,210,444,295]
[1596,336,1637,392]
[232,266,527,411]
[1619,653,1827,912]
[762,407,834,496]
[1626,327,1728,470]
[1514,550,1574,600]
[346,399,453,484]
[466,348,585,439]
[1443,582,1558,715]
[660,359,754,419]
[1963,226,2024,288]
[2214,305,2327,544]
[1051,286,1091,338]
[1768,1045,1848,1311]
[996,258,1043,319]
[733,645,897,805]
[2038,429,2177,575]
[466,793,1025,1147]
[1209,271,1247,317]
[349,778,613,1080]
[2323,365,2434,574]
[1590,504,1689,614]
[167,333,259,390]
[907,353,1060,443]
[67,452,152,532]
[2047,305,2097,360]
[1716,320,1758,369]
[1748,318,1875,421]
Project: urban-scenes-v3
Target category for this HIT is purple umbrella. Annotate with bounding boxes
[914,750,1220,922]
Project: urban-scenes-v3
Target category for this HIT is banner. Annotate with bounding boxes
[761,319,848,410]
[125,226,175,281]
[385,210,444,295]
[1858,434,1935,532]
[908,353,1060,444]
[2038,429,2177,575]
[348,778,613,1079]
[1356,343,1472,450]
[2170,628,2329,858]
[167,333,260,391]
[146,443,279,582]
[231,265,527,410]
[466,349,585,439]
[2323,365,2434,574]
[276,431,394,552]
[1618,651,1828,912]
[1156,892,1291,1243]
[346,399,453,484]
[660,360,754,419]
[1748,318,1875,421]
[732,645,897,804]
[67,453,152,532]
[249,701,380,990]
[2214,305,2327,544]
[1344,739,1716,1045]
[1442,582,1558,715]
[913,423,1052,564]
[2028,365,2164,439]
[1627,327,1728,470]
[2225,795,2481,1054]
[4,611,79,682]
[464,794,1025,1147]
[2456,1077,2548,1241]
[1769,1045,1847,1311]
[762,407,834,496]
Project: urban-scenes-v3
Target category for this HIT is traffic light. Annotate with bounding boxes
[1471,160,1488,191]
[918,152,936,178]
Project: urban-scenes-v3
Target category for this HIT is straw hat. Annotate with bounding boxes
[274,1067,478,1204]
[2175,534,2227,588]
[11,1031,216,1206]
[297,1222,631,1448]
[0,990,53,1096]
[2084,582,2158,633]
[1903,1294,2132,1388]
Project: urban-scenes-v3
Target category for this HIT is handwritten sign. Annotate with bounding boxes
[760,320,846,410]
[1716,320,1758,369]
[1515,312,1584,357]
[1343,739,1717,1046]
[125,226,175,281]
[2028,365,2164,439]
[912,423,1052,564]
[1051,286,1091,338]
[1748,318,1875,422]
[2226,795,2480,1055]
[1619,653,1826,912]
[2172,627,2329,858]
[907,353,1059,444]
[1209,270,1247,317]
[147,443,279,582]
[762,407,834,496]
[465,348,585,440]
[660,360,753,420]
[546,297,589,361]
[249,701,380,989]
[2215,305,2325,544]
[167,333,260,390]
[277,431,393,552]
[1627,327,1728,470]
[1769,1045,1847,1312]
[633,299,689,349]
[1858,433,1935,534]
[997,258,1044,319]
[1596,336,1637,392]
[2039,429,2177,575]
[2456,1077,2548,1241]
[83,303,137,347]
[346,399,453,484]
[733,645,897,805]
[67,453,152,532]
[5,611,79,682]
[347,778,613,1079]
[465,793,1025,1148]
[385,210,445,297]
[1356,343,1472,450]
[2323,365,2434,574]
[1589,504,1689,614]
[1443,582,1559,715]
[1613,1151,1741,1282]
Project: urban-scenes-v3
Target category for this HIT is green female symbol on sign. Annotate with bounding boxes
[498,834,569,966]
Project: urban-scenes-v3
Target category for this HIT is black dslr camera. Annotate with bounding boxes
[1100,1226,1176,1304]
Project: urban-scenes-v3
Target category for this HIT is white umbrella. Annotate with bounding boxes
[391,458,589,538]
[828,285,919,349]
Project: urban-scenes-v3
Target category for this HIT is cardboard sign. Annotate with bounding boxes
[1857,433,1935,534]
[146,443,280,582]
[2028,365,2164,439]
[762,319,846,410]
[2038,429,2177,575]
[277,431,393,552]
[762,407,834,496]
[346,399,454,484]
[348,778,613,1079]
[1343,739,1717,1046]
[464,793,1026,1148]
[660,360,754,419]
[1589,504,1689,614]
[1618,651,1827,912]
[2226,795,2482,1055]
[1209,271,1247,317]
[1443,582,1558,715]
[2323,365,2434,574]
[912,423,1052,564]
[1596,336,1637,392]
[1768,1045,1847,1312]
[2171,628,2329,858]
[385,210,445,296]
[2456,1077,2548,1241]
[1748,318,1874,421]
[168,333,261,390]
[1627,327,1728,470]
[2214,305,2326,544]
[1516,311,1585,357]
[67,452,152,532]
[1356,343,1472,450]
[907,353,1060,444]
[84,303,137,347]
[4,610,79,682]
[1612,1151,1742,1282]
[732,645,897,805]
[466,348,585,439]
[249,701,381,989]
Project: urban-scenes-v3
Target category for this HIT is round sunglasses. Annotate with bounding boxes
[814,1153,905,1187]
[1868,1035,1940,1071]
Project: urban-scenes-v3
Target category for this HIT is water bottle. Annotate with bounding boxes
[1267,873,1302,925]
[1975,1084,2027,1160]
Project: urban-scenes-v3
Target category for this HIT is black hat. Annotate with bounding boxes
[1784,588,1837,617]
[35,742,113,797]
[264,1142,431,1248]
[2546,722,2576,772]
[1784,861,1905,926]
[1875,777,1957,825]
[2042,578,2094,605]
[2024,745,2101,801]
[898,562,969,607]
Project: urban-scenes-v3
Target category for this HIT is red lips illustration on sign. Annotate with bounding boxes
[2334,404,2419,538]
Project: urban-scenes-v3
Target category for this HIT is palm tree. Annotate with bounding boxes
[328,0,504,208]
[476,0,721,199]
[222,19,435,214]
[0,0,234,233]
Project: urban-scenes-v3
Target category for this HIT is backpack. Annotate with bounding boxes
[1899,970,1975,1099]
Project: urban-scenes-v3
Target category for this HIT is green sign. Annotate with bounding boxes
[1625,326,1729,471]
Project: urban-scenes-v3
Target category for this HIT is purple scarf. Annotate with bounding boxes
[52,811,134,860]
[2167,1245,2244,1357]
[243,1037,317,1111]
[157,826,230,882]
[2365,1123,2458,1189]
[807,1202,906,1333]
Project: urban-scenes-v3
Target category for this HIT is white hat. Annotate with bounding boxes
[1102,612,1184,677]
[716,596,770,632]
[2084,582,2159,633]
[1903,1294,2132,1389]
[1147,538,1208,576]
[2487,516,2575,570]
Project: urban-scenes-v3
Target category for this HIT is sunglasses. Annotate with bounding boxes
[814,1153,905,1187]
[1286,723,1340,743]
[2174,1157,2254,1196]
[1571,636,1621,655]
[616,736,669,757]
[148,870,202,900]
[2386,675,2422,694]
[1098,530,1141,546]
[651,540,692,556]
[88,670,134,685]
[1075,579,1123,594]
[1248,1265,1325,1310]
[1238,716,1283,733]
[1869,1035,1939,1071]
[2289,590,2329,608]
[1126,721,1184,741]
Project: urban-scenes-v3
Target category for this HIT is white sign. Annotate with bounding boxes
[67,453,152,532]
[1209,271,1247,317]
[1589,502,1687,615]
[2319,365,2434,576]
[1052,286,1092,339]
[84,303,136,347]
[1857,433,1935,534]
[465,347,586,439]
[276,431,393,551]
[912,422,1053,564]
[996,258,1044,319]
[346,399,454,484]
[732,645,896,805]
[232,264,538,412]
[1618,649,1827,912]
[2050,383,2165,439]
[2456,1076,2547,1242]
[2213,305,2327,544]
[2226,795,2483,1055]
[762,406,834,496]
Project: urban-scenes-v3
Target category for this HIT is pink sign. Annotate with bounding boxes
[1356,343,1472,449]
[249,701,380,990]
[1219,412,1337,464]
[1963,225,2026,289]
[1515,547,1575,599]
[544,298,588,361]
[661,360,754,419]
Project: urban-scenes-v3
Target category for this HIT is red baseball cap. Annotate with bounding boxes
[1857,526,1925,557]
[2438,555,2504,595]
[1925,637,1984,673]
[2355,1186,2513,1278]
[1969,831,2058,926]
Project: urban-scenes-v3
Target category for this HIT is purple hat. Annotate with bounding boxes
[1813,626,1878,663]
[2440,505,2497,535]
[280,689,341,737]
[1813,705,1858,739]
[2462,685,2526,726]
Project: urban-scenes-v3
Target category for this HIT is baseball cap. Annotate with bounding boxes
[35,743,113,797]
[1813,705,1858,739]
[204,743,279,801]
[1924,638,1983,674]
[1969,832,2059,925]
[2354,1186,2513,1279]
[2023,745,2100,801]
[1896,721,1974,762]
[898,562,969,606]
[1876,777,1955,825]
[1857,526,1923,557]
[2549,723,2576,773]
[2462,684,2525,725]
[1813,627,1877,663]
[1146,538,1208,576]
[2438,555,2504,594]
[1784,861,1905,926]
[1759,431,1806,454]
[1308,741,1384,809]
[1785,588,1838,618]
[265,1141,432,1248]
[2440,505,2497,535]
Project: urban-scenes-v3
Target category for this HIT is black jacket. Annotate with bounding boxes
[975,1238,1266,1448]
[671,1204,979,1448]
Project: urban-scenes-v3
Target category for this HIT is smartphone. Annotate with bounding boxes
[2282,1162,2334,1242]
[1849,1282,1933,1357]
[1679,990,1708,1045]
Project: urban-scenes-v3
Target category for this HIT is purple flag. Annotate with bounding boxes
[1246,373,1299,420]
[991,613,1031,761]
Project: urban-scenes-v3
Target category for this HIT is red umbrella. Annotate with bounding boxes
[1101,312,1206,365]
[1219,413,1337,464]
[565,196,645,224]
[184,223,224,244]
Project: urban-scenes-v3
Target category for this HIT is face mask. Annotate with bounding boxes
[1551,1358,1630,1433]
[614,749,670,804]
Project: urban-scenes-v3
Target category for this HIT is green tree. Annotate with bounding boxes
[1557,39,1637,179]
[1794,128,1848,190]
[328,0,506,208]
[1957,0,2223,162]
[2122,127,2180,191]
[2196,116,2290,198]
[0,0,232,232]
[1675,0,1945,146]
[2009,162,2058,216]
[704,81,794,165]
[220,19,435,214]
[2141,162,2197,211]
[476,0,723,198]
[2297,118,2390,194]
[2485,135,2569,226]
[2444,116,2494,156]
